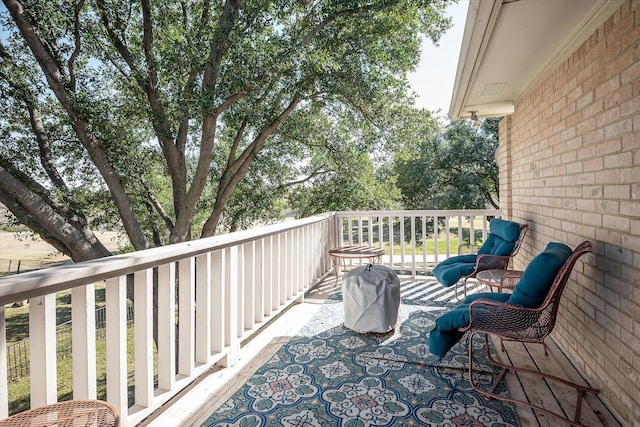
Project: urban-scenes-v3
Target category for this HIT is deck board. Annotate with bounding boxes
[491,331,621,427]
[499,340,567,426]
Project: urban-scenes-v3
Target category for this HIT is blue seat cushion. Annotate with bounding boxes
[507,242,572,308]
[429,292,511,357]
[432,254,477,287]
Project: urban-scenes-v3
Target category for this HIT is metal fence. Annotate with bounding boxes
[5,304,134,383]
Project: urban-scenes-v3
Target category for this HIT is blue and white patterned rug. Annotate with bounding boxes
[201,283,520,426]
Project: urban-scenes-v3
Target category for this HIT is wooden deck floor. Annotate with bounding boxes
[493,336,621,427]
[145,274,622,427]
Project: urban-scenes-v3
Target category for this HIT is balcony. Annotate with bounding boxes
[0,210,619,426]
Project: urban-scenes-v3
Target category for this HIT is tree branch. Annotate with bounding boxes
[141,178,174,231]
[0,164,111,261]
[5,0,149,250]
[275,166,331,191]
[200,94,302,236]
[67,0,85,91]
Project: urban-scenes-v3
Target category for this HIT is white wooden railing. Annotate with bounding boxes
[0,209,499,425]
[335,209,500,275]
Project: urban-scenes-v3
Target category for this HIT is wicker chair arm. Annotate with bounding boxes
[0,399,119,427]
[475,253,511,270]
[464,299,550,341]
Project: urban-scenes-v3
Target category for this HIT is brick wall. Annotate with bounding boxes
[497,0,639,424]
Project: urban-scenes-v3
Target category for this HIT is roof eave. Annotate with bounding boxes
[448,0,624,120]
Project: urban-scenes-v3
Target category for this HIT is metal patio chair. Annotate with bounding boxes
[462,240,597,426]
[0,399,119,427]
[433,219,528,300]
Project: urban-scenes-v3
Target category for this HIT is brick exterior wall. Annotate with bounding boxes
[497,0,639,424]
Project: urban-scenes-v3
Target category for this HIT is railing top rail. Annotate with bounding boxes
[335,209,501,217]
[0,209,504,305]
[0,212,334,306]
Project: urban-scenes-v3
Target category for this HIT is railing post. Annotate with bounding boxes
[72,284,97,399]
[419,214,424,275]
[433,215,439,264]
[197,252,212,363]
[29,294,56,407]
[302,222,314,290]
[272,235,280,311]
[0,306,7,418]
[223,246,239,367]
[254,238,265,323]
[134,268,154,408]
[265,236,274,316]
[157,262,176,392]
[178,258,195,377]
[106,276,128,423]
[243,241,256,331]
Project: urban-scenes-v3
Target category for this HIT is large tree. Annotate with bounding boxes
[395,117,501,211]
[0,0,453,261]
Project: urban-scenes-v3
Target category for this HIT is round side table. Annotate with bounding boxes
[329,245,385,285]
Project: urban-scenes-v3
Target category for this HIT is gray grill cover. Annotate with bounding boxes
[342,264,400,333]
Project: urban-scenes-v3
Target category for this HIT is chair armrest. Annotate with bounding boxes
[0,400,119,427]
[464,298,551,341]
[476,253,511,270]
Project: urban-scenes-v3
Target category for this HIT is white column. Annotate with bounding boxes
[157,262,176,391]
[72,284,97,399]
[29,294,57,407]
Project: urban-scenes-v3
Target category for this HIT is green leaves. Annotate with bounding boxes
[1,0,456,257]
[394,117,501,211]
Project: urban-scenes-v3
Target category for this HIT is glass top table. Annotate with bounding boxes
[475,268,524,293]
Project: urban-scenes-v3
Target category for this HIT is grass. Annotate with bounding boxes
[6,326,137,416]
[4,287,107,344]
[371,236,482,256]
[388,238,466,255]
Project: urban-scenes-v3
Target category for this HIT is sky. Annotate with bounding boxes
[408,1,469,115]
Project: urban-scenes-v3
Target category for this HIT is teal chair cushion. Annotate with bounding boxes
[478,219,521,256]
[432,255,478,287]
[507,242,572,308]
[433,218,521,287]
[429,292,511,357]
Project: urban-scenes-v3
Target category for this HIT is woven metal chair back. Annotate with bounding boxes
[468,240,593,344]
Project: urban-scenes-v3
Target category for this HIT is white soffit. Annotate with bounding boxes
[448,0,624,119]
